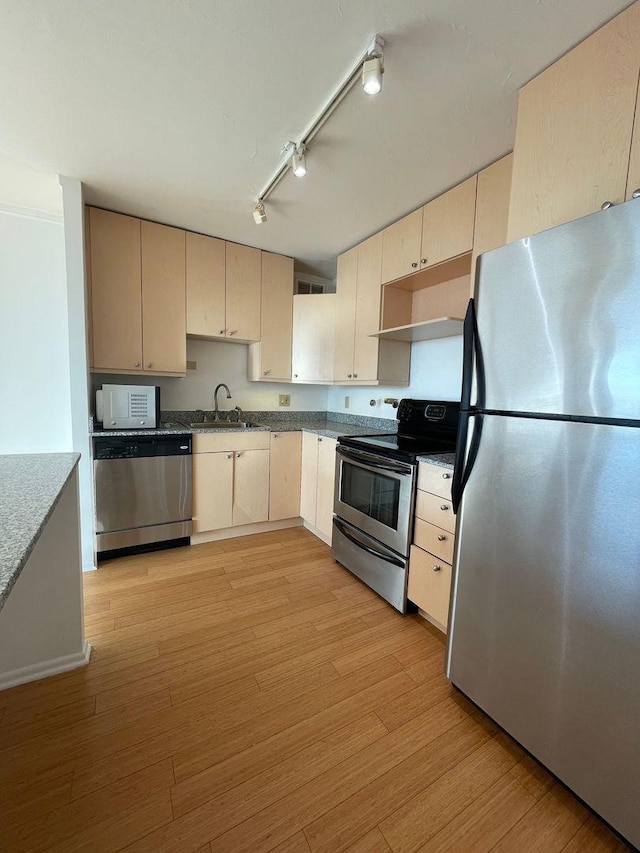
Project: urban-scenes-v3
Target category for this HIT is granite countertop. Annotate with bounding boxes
[416,452,456,469]
[0,452,80,613]
[91,411,398,441]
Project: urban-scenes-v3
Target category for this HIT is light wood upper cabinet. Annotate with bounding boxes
[88,208,185,375]
[626,76,640,200]
[471,154,513,285]
[186,232,225,337]
[381,208,423,284]
[353,234,382,380]
[508,2,640,242]
[421,176,477,268]
[248,252,294,382]
[269,431,302,521]
[89,208,143,372]
[141,220,186,374]
[333,247,358,380]
[292,294,336,383]
[225,243,261,342]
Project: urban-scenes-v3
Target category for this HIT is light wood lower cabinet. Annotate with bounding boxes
[300,432,337,542]
[268,431,301,521]
[408,545,453,630]
[192,433,270,533]
[408,461,456,632]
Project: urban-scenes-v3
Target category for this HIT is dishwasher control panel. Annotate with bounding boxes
[93,434,192,460]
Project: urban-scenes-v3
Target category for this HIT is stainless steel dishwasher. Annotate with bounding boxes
[93,434,192,557]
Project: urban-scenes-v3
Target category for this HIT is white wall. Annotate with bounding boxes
[93,337,329,414]
[0,154,63,216]
[59,177,95,572]
[0,204,72,452]
[327,336,464,419]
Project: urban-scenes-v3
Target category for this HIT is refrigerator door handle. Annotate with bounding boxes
[453,300,479,513]
[453,413,484,514]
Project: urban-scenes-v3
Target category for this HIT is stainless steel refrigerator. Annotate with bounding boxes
[447,199,640,848]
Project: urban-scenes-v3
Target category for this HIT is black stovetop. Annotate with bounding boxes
[338,399,460,464]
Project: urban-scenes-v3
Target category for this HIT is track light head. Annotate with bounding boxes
[253,200,267,224]
[363,36,384,95]
[292,144,307,178]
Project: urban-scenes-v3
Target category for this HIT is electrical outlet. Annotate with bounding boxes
[344,396,350,409]
[186,360,197,370]
[279,394,290,407]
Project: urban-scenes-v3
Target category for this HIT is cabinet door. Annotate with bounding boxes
[353,233,383,381]
[333,247,358,380]
[421,176,477,268]
[471,155,513,284]
[269,432,302,521]
[232,449,270,526]
[380,208,423,284]
[186,232,226,337]
[192,452,233,532]
[259,252,294,380]
[408,545,452,630]
[625,78,640,200]
[508,3,640,242]
[299,431,319,523]
[141,220,186,374]
[225,243,261,342]
[292,294,336,383]
[315,437,337,541]
[89,208,142,371]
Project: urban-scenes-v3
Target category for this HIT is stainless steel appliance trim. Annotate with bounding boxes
[336,445,413,475]
[334,445,416,556]
[332,517,408,613]
[96,520,192,553]
[94,454,192,534]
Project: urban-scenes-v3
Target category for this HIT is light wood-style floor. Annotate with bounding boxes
[0,528,631,853]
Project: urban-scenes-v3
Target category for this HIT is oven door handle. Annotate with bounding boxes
[334,519,405,568]
[337,447,412,475]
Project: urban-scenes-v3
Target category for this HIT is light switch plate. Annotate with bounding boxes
[279,394,291,407]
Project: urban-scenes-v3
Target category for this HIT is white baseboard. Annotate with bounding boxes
[191,517,302,545]
[0,642,92,692]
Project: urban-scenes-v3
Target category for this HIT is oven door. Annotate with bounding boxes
[334,445,415,556]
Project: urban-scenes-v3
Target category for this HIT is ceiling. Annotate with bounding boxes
[0,1,632,278]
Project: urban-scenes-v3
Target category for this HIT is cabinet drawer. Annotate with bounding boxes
[417,462,453,500]
[408,545,452,630]
[193,431,270,453]
[415,489,455,533]
[414,518,455,564]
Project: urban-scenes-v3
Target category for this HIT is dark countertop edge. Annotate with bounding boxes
[416,453,455,469]
[0,452,80,613]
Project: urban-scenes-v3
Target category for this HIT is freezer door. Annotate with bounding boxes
[447,414,640,848]
[474,199,640,419]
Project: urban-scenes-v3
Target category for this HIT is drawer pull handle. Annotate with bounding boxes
[442,472,451,480]
[432,565,441,572]
[411,261,418,268]
[437,534,447,541]
[440,504,449,511]
[219,329,225,335]
[226,454,232,459]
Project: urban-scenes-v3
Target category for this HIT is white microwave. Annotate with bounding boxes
[95,384,160,429]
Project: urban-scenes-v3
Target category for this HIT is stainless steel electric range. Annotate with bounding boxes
[332,399,459,612]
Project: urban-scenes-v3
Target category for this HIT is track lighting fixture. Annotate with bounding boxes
[253,200,267,224]
[252,34,385,222]
[292,144,307,178]
[362,36,384,95]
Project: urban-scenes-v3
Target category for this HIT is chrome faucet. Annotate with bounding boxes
[213,383,232,420]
